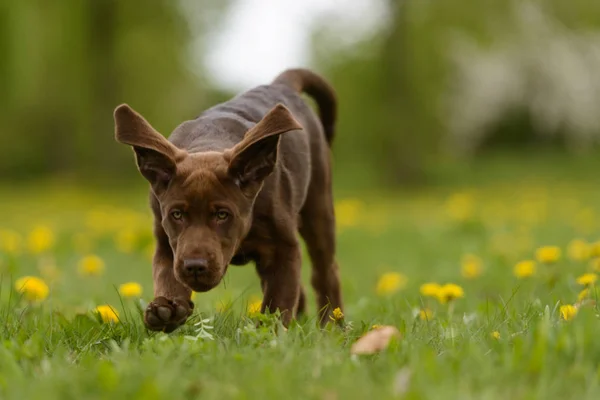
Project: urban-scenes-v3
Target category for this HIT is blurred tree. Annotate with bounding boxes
[0,0,230,180]
[312,0,600,187]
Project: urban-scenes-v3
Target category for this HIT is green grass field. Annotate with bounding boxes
[2,154,600,399]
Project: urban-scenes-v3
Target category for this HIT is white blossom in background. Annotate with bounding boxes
[444,1,600,154]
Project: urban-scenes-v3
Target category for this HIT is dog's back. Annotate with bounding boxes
[167,68,337,215]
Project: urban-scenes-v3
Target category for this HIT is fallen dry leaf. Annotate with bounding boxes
[350,325,401,355]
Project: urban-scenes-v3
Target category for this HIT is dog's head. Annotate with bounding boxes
[113,104,301,292]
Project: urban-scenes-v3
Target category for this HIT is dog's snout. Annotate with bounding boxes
[184,258,209,275]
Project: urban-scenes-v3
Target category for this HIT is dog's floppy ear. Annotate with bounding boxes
[114,104,185,193]
[226,104,302,190]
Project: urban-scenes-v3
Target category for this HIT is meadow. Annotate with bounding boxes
[2,153,600,399]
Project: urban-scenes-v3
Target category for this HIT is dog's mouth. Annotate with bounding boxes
[187,278,220,292]
[178,272,223,293]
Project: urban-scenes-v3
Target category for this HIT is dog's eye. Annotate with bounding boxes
[171,210,183,220]
[215,210,229,221]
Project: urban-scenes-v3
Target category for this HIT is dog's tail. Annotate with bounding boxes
[272,68,337,145]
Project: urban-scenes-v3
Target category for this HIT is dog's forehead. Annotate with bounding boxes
[169,151,232,201]
[178,152,228,180]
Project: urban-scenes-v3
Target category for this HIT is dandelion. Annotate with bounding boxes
[590,241,600,258]
[567,239,591,262]
[576,273,597,287]
[371,324,382,330]
[94,305,119,323]
[578,288,590,302]
[191,291,198,301]
[247,300,262,316]
[144,243,155,261]
[118,282,143,298]
[14,276,49,302]
[419,308,434,321]
[0,229,22,255]
[335,199,363,229]
[514,260,536,278]
[590,258,600,272]
[461,254,483,279]
[115,229,137,253]
[535,246,561,264]
[27,225,55,254]
[77,254,105,276]
[375,272,407,295]
[330,307,344,322]
[420,282,441,297]
[491,331,500,340]
[445,192,475,222]
[559,304,577,321]
[436,283,465,304]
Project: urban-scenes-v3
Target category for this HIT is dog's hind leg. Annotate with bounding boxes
[299,180,343,326]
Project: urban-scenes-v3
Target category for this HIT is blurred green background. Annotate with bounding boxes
[1,0,600,188]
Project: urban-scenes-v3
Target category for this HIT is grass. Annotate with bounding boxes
[2,153,600,399]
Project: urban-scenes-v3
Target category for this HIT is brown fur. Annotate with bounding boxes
[113,68,343,332]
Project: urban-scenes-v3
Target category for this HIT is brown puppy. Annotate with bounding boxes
[113,69,343,332]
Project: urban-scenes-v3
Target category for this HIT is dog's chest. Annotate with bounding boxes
[229,228,274,267]
[230,251,255,266]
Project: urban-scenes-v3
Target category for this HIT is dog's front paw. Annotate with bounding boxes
[144,296,194,333]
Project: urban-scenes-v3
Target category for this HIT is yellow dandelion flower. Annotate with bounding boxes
[115,229,137,253]
[445,192,475,222]
[420,282,442,297]
[329,307,344,322]
[576,273,597,287]
[535,246,561,264]
[578,288,590,302]
[375,272,407,296]
[514,260,536,278]
[567,239,591,262]
[590,241,600,258]
[94,305,119,323]
[419,308,434,321]
[144,243,155,261]
[27,225,55,254]
[461,254,483,279]
[247,300,262,316]
[14,276,49,302]
[335,199,363,229]
[191,291,198,301]
[77,254,105,277]
[436,283,465,304]
[491,331,500,340]
[0,229,23,255]
[559,304,577,321]
[590,258,600,272]
[118,282,143,298]
[371,324,382,330]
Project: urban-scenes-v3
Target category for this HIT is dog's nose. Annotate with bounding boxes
[184,258,209,275]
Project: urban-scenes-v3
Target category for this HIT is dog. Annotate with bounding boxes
[113,68,343,332]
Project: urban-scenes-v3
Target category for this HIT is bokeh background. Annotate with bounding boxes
[3,0,600,186]
[2,0,600,313]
